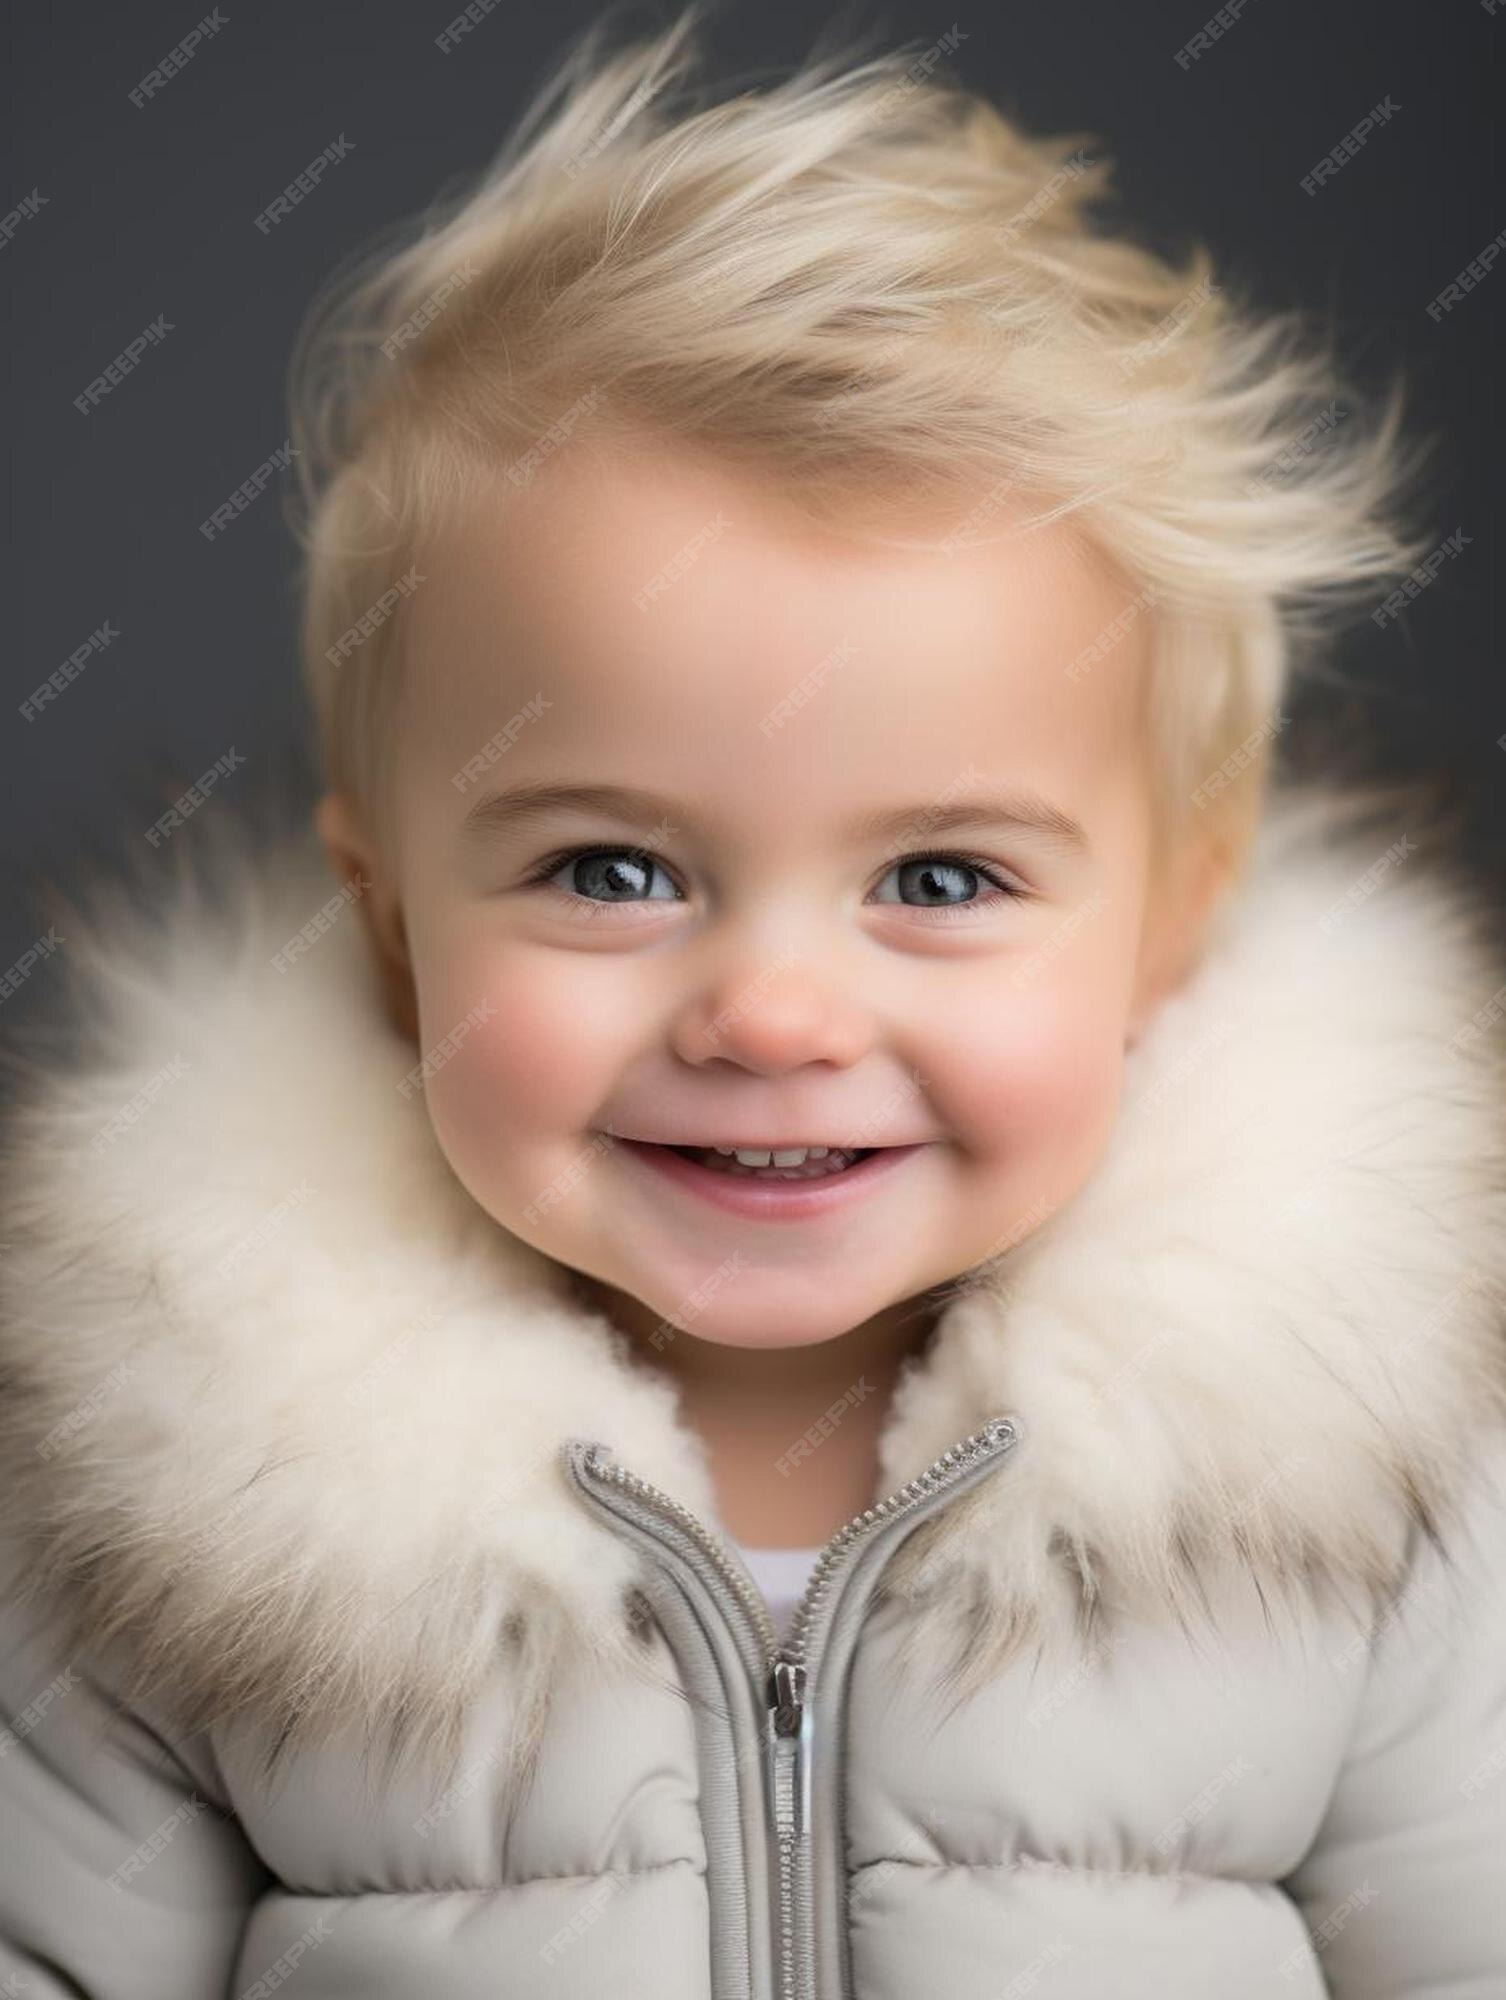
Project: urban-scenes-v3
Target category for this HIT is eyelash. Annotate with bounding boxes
[517,844,1028,922]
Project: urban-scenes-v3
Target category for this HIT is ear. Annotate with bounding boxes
[1126,832,1231,1047]
[313,790,420,1044]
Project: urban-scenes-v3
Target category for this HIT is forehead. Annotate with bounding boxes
[399,431,1151,810]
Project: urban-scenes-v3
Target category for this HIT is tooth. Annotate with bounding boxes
[715,1146,736,1156]
[771,1148,810,1167]
[806,1147,828,1159]
[733,1148,775,1166]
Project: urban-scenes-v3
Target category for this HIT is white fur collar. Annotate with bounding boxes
[2,780,1504,1783]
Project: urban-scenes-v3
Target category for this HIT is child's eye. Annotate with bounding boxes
[524,847,683,912]
[870,853,1027,919]
[520,845,1027,920]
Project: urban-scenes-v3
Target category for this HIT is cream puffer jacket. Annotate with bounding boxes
[2,780,1505,1999]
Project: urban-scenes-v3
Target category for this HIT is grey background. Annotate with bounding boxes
[3,0,1502,1034]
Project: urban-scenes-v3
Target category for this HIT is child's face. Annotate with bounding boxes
[328,430,1220,1351]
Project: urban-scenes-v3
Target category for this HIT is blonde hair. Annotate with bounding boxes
[289,5,1435,886]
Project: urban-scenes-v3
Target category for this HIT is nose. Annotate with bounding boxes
[668,941,877,1074]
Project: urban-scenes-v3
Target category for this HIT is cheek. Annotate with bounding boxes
[938,969,1128,1167]
[412,940,633,1164]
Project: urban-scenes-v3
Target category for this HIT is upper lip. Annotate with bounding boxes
[609,1133,907,1150]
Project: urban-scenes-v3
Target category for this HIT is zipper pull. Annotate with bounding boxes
[767,1656,811,1838]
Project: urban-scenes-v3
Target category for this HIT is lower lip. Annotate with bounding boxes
[614,1139,928,1220]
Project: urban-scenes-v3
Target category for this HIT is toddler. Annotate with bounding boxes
[3,10,1504,1996]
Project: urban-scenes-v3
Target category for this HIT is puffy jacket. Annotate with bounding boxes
[2,780,1505,1998]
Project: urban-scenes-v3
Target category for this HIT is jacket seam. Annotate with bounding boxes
[858,1855,1248,1885]
[272,1857,700,1897]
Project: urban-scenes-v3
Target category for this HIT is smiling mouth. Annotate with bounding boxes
[609,1135,927,1213]
[663,1143,876,1180]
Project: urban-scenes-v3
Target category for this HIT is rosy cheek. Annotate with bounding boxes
[413,947,631,1150]
[944,980,1126,1162]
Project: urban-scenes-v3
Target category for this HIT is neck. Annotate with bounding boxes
[565,1269,948,1543]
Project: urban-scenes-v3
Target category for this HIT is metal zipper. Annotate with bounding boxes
[563,1411,1021,1999]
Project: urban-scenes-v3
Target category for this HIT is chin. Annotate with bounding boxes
[611,1277,883,1354]
[679,1314,858,1352]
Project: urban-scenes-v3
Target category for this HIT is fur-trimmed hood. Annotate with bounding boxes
[2,779,1505,1782]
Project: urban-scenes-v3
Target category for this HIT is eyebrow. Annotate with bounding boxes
[459,780,1091,858]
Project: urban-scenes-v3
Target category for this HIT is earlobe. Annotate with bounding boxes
[1127,835,1231,1048]
[314,790,370,893]
[314,789,396,948]
[312,790,420,1043]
